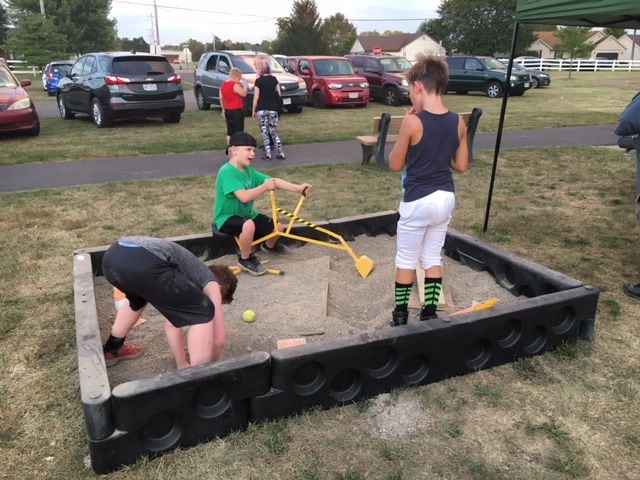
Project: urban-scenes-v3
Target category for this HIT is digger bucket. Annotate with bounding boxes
[354,254,374,278]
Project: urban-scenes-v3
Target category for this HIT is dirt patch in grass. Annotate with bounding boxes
[95,234,520,387]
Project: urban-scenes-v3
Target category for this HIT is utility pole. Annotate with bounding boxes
[153,0,161,54]
[39,0,45,17]
[212,33,216,51]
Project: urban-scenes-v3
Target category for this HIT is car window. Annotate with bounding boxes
[482,57,506,70]
[284,59,296,73]
[464,58,483,70]
[380,57,412,73]
[314,59,354,76]
[111,57,173,75]
[205,54,217,71]
[52,64,72,76]
[299,60,312,74]
[236,54,285,74]
[446,57,464,69]
[83,56,96,75]
[71,57,87,76]
[351,57,364,68]
[98,56,111,71]
[365,58,380,72]
[0,65,18,87]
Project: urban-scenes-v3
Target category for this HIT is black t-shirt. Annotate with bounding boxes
[255,75,280,112]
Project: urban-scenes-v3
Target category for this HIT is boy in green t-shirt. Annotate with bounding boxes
[213,132,313,275]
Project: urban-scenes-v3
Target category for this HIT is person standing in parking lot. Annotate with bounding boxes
[252,58,286,161]
[220,67,248,145]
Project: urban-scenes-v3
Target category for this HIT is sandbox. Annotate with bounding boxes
[73,211,599,473]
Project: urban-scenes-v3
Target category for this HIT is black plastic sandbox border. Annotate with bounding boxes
[73,211,599,473]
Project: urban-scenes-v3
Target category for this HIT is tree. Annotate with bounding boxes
[322,13,356,56]
[0,3,8,48]
[429,0,535,56]
[417,18,447,42]
[4,14,67,67]
[382,30,404,36]
[118,36,149,53]
[603,27,626,38]
[185,38,206,64]
[555,26,596,78]
[272,0,326,55]
[359,30,380,36]
[6,0,117,55]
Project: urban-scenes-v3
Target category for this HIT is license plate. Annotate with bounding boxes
[282,98,291,105]
[348,92,359,99]
[524,82,530,87]
[143,83,157,91]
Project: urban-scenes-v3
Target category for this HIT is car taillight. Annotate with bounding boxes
[105,75,131,85]
[168,74,182,84]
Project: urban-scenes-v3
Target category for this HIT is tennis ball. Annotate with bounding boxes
[242,309,256,323]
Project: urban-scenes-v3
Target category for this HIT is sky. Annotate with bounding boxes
[109,0,442,47]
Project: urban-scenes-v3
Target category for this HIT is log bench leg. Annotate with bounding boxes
[361,144,374,164]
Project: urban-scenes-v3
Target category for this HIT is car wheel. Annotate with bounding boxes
[486,81,503,98]
[531,77,539,89]
[312,90,326,108]
[163,113,181,123]
[383,86,400,106]
[91,98,112,128]
[195,88,210,110]
[285,105,303,114]
[57,95,75,120]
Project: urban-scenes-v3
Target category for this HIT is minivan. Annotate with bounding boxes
[194,51,308,115]
[345,54,412,106]
[284,56,369,108]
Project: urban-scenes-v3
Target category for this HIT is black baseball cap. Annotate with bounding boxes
[226,131,257,154]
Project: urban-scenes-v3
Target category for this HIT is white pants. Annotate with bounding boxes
[395,190,455,270]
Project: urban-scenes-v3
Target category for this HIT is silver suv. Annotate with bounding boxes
[193,51,307,115]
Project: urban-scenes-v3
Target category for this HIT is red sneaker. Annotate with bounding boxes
[104,343,144,367]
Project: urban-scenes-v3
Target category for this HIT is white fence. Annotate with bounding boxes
[501,57,640,72]
[7,59,41,75]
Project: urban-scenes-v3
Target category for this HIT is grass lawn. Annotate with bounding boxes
[1,146,640,479]
[2,71,637,166]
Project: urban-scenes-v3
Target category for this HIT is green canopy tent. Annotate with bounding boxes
[483,0,640,231]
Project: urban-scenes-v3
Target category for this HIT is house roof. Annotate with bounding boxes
[533,31,561,48]
[356,33,423,52]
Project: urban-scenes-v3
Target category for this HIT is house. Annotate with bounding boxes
[618,34,640,60]
[350,33,446,60]
[530,30,635,60]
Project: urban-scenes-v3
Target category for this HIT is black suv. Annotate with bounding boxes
[193,51,307,115]
[445,56,530,98]
[57,52,185,127]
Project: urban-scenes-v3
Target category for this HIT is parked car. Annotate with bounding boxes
[42,60,74,96]
[345,54,412,106]
[284,56,369,108]
[501,60,551,88]
[446,55,531,98]
[57,52,185,128]
[272,54,288,68]
[193,51,307,115]
[0,61,40,136]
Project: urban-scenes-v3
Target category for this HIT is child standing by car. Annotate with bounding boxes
[220,67,248,145]
[388,56,469,326]
[213,131,312,275]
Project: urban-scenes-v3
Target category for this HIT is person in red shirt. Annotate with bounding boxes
[220,67,248,144]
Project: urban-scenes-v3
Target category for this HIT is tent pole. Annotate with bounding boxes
[483,21,520,232]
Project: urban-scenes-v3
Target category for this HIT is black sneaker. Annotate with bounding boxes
[237,255,266,276]
[420,307,438,321]
[623,283,640,300]
[276,153,286,160]
[261,242,291,255]
[390,310,408,327]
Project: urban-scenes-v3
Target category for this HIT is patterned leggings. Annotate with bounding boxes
[256,110,284,158]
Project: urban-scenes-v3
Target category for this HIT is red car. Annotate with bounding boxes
[0,61,40,136]
[284,56,369,108]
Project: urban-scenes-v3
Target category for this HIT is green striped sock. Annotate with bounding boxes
[423,277,442,316]
[394,282,413,312]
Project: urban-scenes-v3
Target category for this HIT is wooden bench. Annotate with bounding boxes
[356,107,483,169]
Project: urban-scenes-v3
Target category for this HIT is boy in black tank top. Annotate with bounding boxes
[388,56,469,326]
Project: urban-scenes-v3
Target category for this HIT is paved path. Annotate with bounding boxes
[0,124,619,193]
